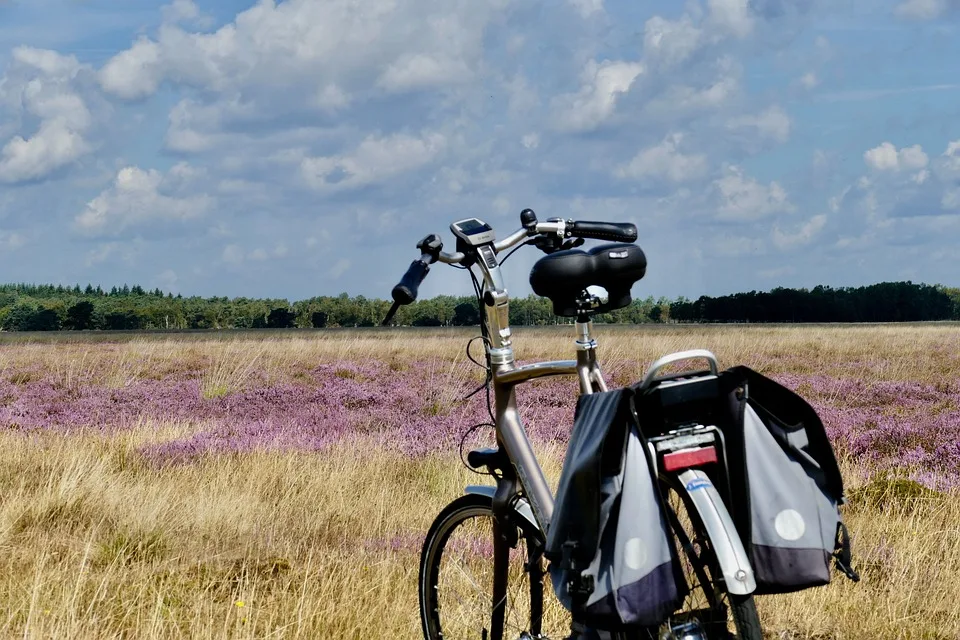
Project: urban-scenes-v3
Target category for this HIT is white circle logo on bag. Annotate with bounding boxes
[624,537,648,571]
[774,509,806,541]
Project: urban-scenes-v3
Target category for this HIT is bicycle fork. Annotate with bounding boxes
[490,475,514,640]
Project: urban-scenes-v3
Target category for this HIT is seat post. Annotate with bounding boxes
[574,314,596,351]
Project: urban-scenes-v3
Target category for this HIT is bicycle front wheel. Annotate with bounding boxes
[419,493,569,640]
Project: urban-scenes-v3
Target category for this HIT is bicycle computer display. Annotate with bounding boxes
[450,218,495,246]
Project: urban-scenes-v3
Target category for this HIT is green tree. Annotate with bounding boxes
[1,301,60,331]
[65,301,95,330]
[267,307,296,328]
[452,301,481,326]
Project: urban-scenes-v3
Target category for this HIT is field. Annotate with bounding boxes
[0,324,959,639]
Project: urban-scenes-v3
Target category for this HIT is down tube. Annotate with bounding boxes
[494,379,554,532]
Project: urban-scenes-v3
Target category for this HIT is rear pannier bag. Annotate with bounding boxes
[546,389,687,630]
[720,366,859,594]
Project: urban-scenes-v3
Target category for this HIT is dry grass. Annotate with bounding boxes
[3,323,957,385]
[0,325,958,638]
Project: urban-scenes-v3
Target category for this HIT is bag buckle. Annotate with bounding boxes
[560,541,595,598]
[567,573,595,598]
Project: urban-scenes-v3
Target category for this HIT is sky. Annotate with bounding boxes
[0,0,959,302]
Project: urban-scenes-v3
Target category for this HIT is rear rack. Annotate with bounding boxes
[637,349,720,391]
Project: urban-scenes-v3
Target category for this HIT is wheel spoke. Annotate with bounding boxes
[661,483,747,638]
[421,497,570,640]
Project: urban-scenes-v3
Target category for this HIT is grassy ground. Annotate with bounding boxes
[0,324,958,638]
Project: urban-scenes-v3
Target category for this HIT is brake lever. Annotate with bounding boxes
[533,235,584,254]
[532,236,561,254]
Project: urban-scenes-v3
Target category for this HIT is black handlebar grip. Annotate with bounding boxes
[570,220,638,243]
[392,259,430,305]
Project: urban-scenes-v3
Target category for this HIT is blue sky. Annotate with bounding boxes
[0,0,958,302]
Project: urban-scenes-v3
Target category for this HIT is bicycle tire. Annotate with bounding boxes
[419,493,566,640]
[661,481,763,640]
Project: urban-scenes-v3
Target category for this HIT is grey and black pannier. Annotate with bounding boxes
[545,388,687,630]
[718,366,860,594]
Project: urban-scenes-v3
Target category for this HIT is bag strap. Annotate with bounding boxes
[627,392,691,592]
[833,522,860,582]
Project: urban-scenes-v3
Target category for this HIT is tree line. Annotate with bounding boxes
[0,281,957,332]
[670,282,960,323]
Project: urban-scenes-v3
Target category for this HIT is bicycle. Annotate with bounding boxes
[383,209,762,640]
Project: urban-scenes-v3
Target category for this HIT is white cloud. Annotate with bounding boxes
[894,0,952,20]
[799,72,819,89]
[98,37,163,101]
[863,142,928,172]
[218,242,292,264]
[378,54,472,92]
[0,47,95,183]
[569,0,604,18]
[706,0,754,39]
[772,214,827,249]
[642,0,752,69]
[10,47,82,78]
[758,265,797,279]
[726,105,791,143]
[85,241,141,267]
[616,133,709,184]
[313,84,350,112]
[221,244,244,265]
[643,15,703,67]
[552,59,644,132]
[710,233,766,258]
[99,0,505,104]
[100,1,511,162]
[941,188,960,210]
[163,97,261,154]
[829,185,852,213]
[327,258,351,279]
[75,165,213,236]
[935,139,960,180]
[300,131,446,191]
[0,121,90,184]
[645,57,740,117]
[153,268,180,293]
[0,230,26,249]
[521,133,540,150]
[713,165,792,221]
[161,0,213,27]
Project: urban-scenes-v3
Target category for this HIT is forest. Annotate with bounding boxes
[0,281,957,331]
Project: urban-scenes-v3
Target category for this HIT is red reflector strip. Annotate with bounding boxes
[662,446,718,472]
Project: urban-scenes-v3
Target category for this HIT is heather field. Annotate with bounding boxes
[0,324,959,639]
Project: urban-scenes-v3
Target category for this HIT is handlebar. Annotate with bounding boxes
[392,257,430,305]
[569,220,637,243]
[429,218,636,264]
[382,255,431,326]
[382,209,639,325]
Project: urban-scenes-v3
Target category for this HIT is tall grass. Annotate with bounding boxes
[0,324,957,638]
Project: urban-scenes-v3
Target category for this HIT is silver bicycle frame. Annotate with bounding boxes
[467,243,607,533]
[459,227,753,599]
